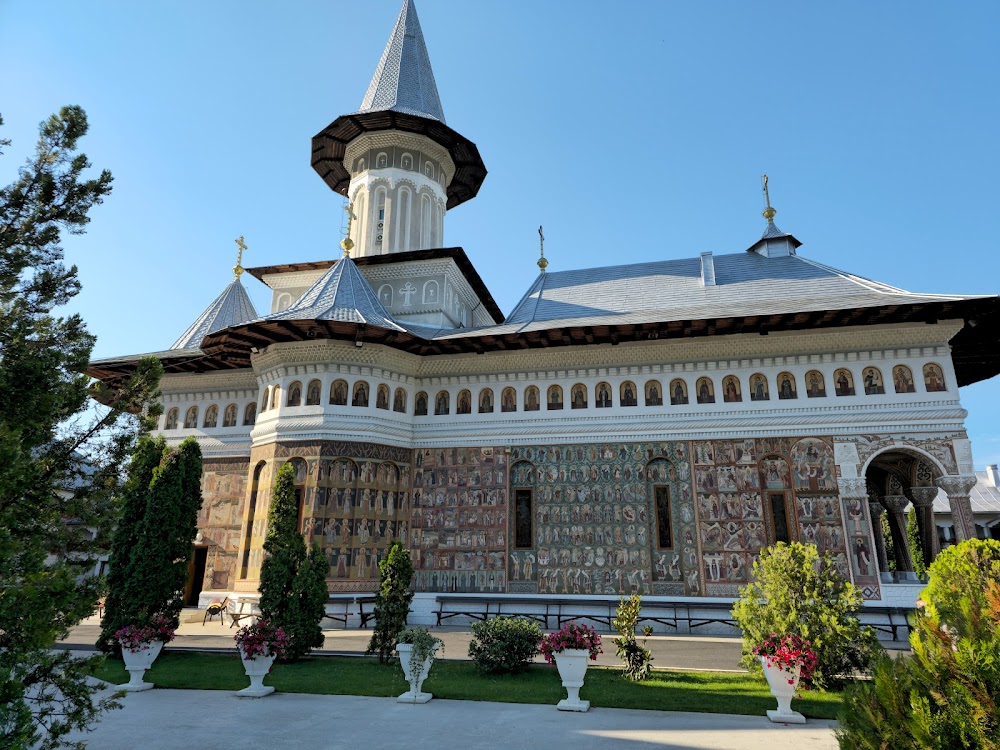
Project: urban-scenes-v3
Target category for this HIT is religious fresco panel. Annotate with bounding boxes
[198,458,250,591]
[409,447,509,593]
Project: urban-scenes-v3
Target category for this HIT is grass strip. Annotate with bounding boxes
[94,651,842,719]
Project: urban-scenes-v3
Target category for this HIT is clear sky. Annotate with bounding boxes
[2,1,998,463]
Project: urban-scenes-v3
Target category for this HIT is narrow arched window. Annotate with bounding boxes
[722,375,742,403]
[306,380,321,405]
[570,383,587,409]
[547,385,563,410]
[435,391,450,415]
[862,367,885,395]
[261,387,270,412]
[892,365,916,394]
[415,391,428,416]
[749,374,769,401]
[243,402,257,426]
[805,370,826,398]
[165,408,179,430]
[923,363,947,392]
[501,387,517,412]
[287,381,302,407]
[620,381,638,407]
[644,380,662,406]
[352,381,369,408]
[376,384,390,410]
[834,369,855,396]
[203,405,218,428]
[184,406,198,429]
[223,404,237,427]
[776,372,797,400]
[479,388,494,414]
[330,379,348,406]
[393,388,407,413]
[696,377,715,404]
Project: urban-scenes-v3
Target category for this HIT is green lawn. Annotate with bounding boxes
[94,652,843,719]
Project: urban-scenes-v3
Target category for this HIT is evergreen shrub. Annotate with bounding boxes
[612,594,654,681]
[367,541,414,664]
[468,617,543,675]
[731,542,878,690]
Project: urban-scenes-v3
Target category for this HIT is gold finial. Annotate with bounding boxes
[537,225,548,273]
[233,235,247,278]
[340,201,357,257]
[761,174,776,222]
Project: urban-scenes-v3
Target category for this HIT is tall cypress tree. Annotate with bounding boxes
[97,436,167,653]
[258,462,328,659]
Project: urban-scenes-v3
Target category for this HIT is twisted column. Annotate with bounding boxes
[882,495,916,580]
[867,501,892,582]
[935,475,978,542]
[908,486,941,562]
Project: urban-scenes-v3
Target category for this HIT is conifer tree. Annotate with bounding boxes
[0,107,163,749]
[367,540,414,664]
[258,462,327,659]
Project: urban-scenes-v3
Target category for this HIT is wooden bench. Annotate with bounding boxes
[435,594,551,626]
[228,599,260,628]
[320,594,378,628]
[858,606,914,640]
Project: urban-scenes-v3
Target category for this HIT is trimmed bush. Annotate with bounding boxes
[837,539,1000,749]
[468,617,543,675]
[612,594,653,681]
[731,542,878,690]
[366,541,414,664]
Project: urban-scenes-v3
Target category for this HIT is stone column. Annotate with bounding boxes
[935,475,978,542]
[882,495,918,582]
[908,486,941,562]
[867,501,893,583]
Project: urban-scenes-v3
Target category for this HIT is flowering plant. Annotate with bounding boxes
[234,618,289,660]
[538,623,603,666]
[115,613,176,651]
[753,632,819,689]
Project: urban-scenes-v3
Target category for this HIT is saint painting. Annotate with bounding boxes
[595,382,612,408]
[501,387,517,412]
[479,389,494,413]
[414,392,428,416]
[525,386,540,411]
[722,375,741,403]
[670,379,688,405]
[457,389,472,414]
[863,367,885,395]
[352,381,369,407]
[435,391,449,415]
[806,370,826,398]
[777,372,796,400]
[923,363,946,392]
[223,404,237,427]
[834,369,855,396]
[306,380,321,405]
[330,380,348,406]
[893,365,916,394]
[620,381,638,407]
[696,377,714,404]
[749,373,769,401]
[547,385,563,410]
[393,388,406,413]
[376,384,390,410]
[645,380,662,406]
[287,382,302,406]
[571,384,587,409]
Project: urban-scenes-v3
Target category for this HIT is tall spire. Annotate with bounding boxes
[358,0,445,123]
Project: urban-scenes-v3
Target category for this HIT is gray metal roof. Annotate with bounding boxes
[486,251,981,334]
[171,278,258,350]
[934,472,1000,515]
[358,0,446,124]
[267,256,404,331]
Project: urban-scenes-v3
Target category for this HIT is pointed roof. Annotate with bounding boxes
[170,278,258,350]
[358,0,445,123]
[268,256,404,331]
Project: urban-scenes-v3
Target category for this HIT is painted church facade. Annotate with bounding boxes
[90,0,1000,610]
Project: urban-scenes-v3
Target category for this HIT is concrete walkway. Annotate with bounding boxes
[69,687,839,750]
[61,613,747,672]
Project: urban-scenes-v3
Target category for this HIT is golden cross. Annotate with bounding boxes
[537,225,548,273]
[341,202,357,256]
[233,235,247,278]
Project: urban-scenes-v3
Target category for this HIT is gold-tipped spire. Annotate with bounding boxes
[341,202,357,257]
[537,225,548,273]
[233,235,247,278]
[761,174,776,222]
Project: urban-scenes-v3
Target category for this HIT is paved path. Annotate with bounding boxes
[69,687,839,750]
[61,613,747,671]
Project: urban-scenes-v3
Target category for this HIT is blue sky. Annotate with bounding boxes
[2,1,998,463]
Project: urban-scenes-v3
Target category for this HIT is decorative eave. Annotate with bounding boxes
[311,110,487,210]
[246,247,505,324]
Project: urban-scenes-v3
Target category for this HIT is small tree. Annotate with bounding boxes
[367,541,414,664]
[837,539,1000,749]
[612,594,653,681]
[258,462,326,660]
[732,542,878,690]
[906,510,927,580]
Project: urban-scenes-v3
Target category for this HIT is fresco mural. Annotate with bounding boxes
[409,447,509,593]
[198,458,250,591]
[508,442,694,596]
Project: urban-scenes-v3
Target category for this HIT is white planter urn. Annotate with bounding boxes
[760,656,805,724]
[396,643,434,704]
[237,648,276,698]
[553,648,591,712]
[120,640,163,692]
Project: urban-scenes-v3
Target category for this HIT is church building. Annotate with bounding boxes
[89,0,1000,612]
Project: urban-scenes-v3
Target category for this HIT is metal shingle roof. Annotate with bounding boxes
[170,278,258,350]
[267,256,404,331]
[357,0,446,124]
[933,472,1000,515]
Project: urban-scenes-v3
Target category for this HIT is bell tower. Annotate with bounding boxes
[311,0,487,258]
